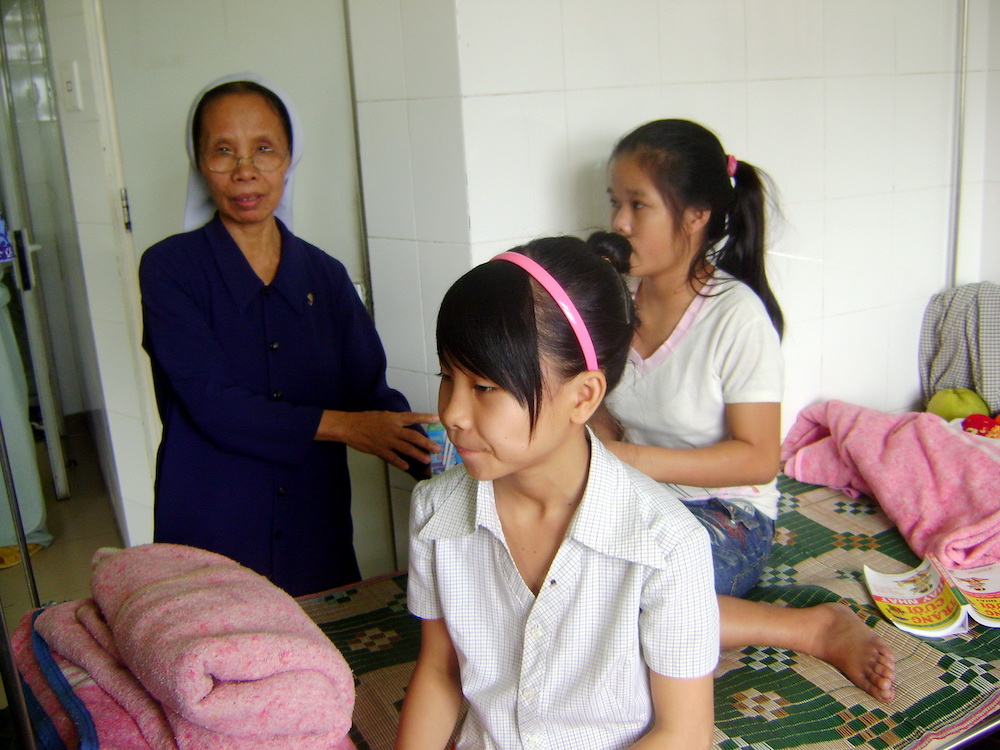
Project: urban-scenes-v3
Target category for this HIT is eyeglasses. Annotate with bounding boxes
[202,147,289,173]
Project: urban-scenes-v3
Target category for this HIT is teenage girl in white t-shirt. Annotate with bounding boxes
[594,118,896,703]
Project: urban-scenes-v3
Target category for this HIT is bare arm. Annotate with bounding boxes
[605,402,781,488]
[395,618,463,750]
[316,410,440,470]
[629,671,714,750]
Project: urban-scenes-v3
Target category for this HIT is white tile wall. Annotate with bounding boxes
[769,253,824,327]
[965,0,990,73]
[347,449,395,578]
[120,499,153,549]
[386,367,435,416]
[745,0,824,81]
[368,237,426,373]
[455,0,564,96]
[893,74,956,190]
[890,188,950,300]
[780,318,823,436]
[981,183,1000,280]
[356,101,417,240]
[408,97,471,244]
[747,79,826,203]
[561,0,660,90]
[58,121,111,224]
[824,0,895,77]
[886,298,929,412]
[824,77,895,199]
[400,0,462,98]
[75,222,127,325]
[103,410,153,504]
[463,92,572,243]
[770,200,824,263]
[896,0,958,74]
[345,0,406,102]
[659,0,747,84]
[822,310,890,409]
[822,194,894,317]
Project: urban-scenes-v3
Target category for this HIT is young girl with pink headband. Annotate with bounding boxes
[396,233,719,750]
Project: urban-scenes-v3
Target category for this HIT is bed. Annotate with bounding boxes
[299,476,1000,750]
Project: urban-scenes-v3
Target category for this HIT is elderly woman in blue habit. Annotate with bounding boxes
[139,75,437,596]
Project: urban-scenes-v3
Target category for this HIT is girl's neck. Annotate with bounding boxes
[632,261,714,359]
[222,216,282,285]
[493,428,591,597]
[494,428,590,513]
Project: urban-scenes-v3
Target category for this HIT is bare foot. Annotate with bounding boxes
[806,603,896,702]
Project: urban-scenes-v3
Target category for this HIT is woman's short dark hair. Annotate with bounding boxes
[191,80,293,159]
[436,232,635,431]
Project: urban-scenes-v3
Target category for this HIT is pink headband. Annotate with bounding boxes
[493,252,599,372]
[726,154,738,178]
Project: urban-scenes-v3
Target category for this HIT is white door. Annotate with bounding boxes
[100,0,397,577]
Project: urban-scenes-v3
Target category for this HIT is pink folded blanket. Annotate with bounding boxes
[89,543,355,747]
[12,605,159,750]
[781,400,1000,569]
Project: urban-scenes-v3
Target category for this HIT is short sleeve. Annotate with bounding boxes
[639,523,720,679]
[718,308,783,404]
[406,480,443,620]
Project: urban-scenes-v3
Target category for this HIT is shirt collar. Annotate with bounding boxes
[419,429,672,570]
[420,471,504,541]
[567,433,673,570]
[207,214,309,314]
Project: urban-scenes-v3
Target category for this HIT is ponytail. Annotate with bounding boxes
[714,160,784,338]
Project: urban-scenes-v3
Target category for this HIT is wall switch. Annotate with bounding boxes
[58,60,83,112]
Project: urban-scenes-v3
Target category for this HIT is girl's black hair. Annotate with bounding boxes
[611,119,784,338]
[191,80,293,160]
[437,232,635,431]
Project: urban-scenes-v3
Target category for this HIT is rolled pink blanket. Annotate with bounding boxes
[89,544,355,745]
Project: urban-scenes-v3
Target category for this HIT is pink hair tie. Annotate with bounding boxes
[493,252,599,372]
[726,154,738,178]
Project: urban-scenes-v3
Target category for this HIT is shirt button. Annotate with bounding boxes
[525,736,539,749]
[269,341,280,350]
[529,626,544,640]
[273,530,282,540]
[521,686,535,700]
[271,391,283,400]
[263,286,271,296]
[277,487,287,496]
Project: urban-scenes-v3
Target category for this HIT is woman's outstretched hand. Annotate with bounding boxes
[317,410,440,470]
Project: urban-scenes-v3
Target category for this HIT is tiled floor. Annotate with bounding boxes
[0,417,122,696]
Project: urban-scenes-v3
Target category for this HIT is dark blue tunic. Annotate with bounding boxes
[139,216,410,596]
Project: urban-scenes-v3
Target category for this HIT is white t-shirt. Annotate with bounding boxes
[606,272,784,519]
[408,434,719,750]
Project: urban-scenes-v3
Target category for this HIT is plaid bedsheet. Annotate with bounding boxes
[299,477,1000,750]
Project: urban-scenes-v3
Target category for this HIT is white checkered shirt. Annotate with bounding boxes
[407,433,720,750]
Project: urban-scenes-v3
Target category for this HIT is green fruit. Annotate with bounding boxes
[926,388,990,421]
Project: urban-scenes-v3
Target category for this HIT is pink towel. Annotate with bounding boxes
[781,400,1000,568]
[90,543,355,748]
[11,605,161,750]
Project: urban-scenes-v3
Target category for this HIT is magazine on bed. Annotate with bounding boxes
[863,557,1000,637]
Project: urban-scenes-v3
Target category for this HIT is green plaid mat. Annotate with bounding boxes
[299,478,1000,750]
